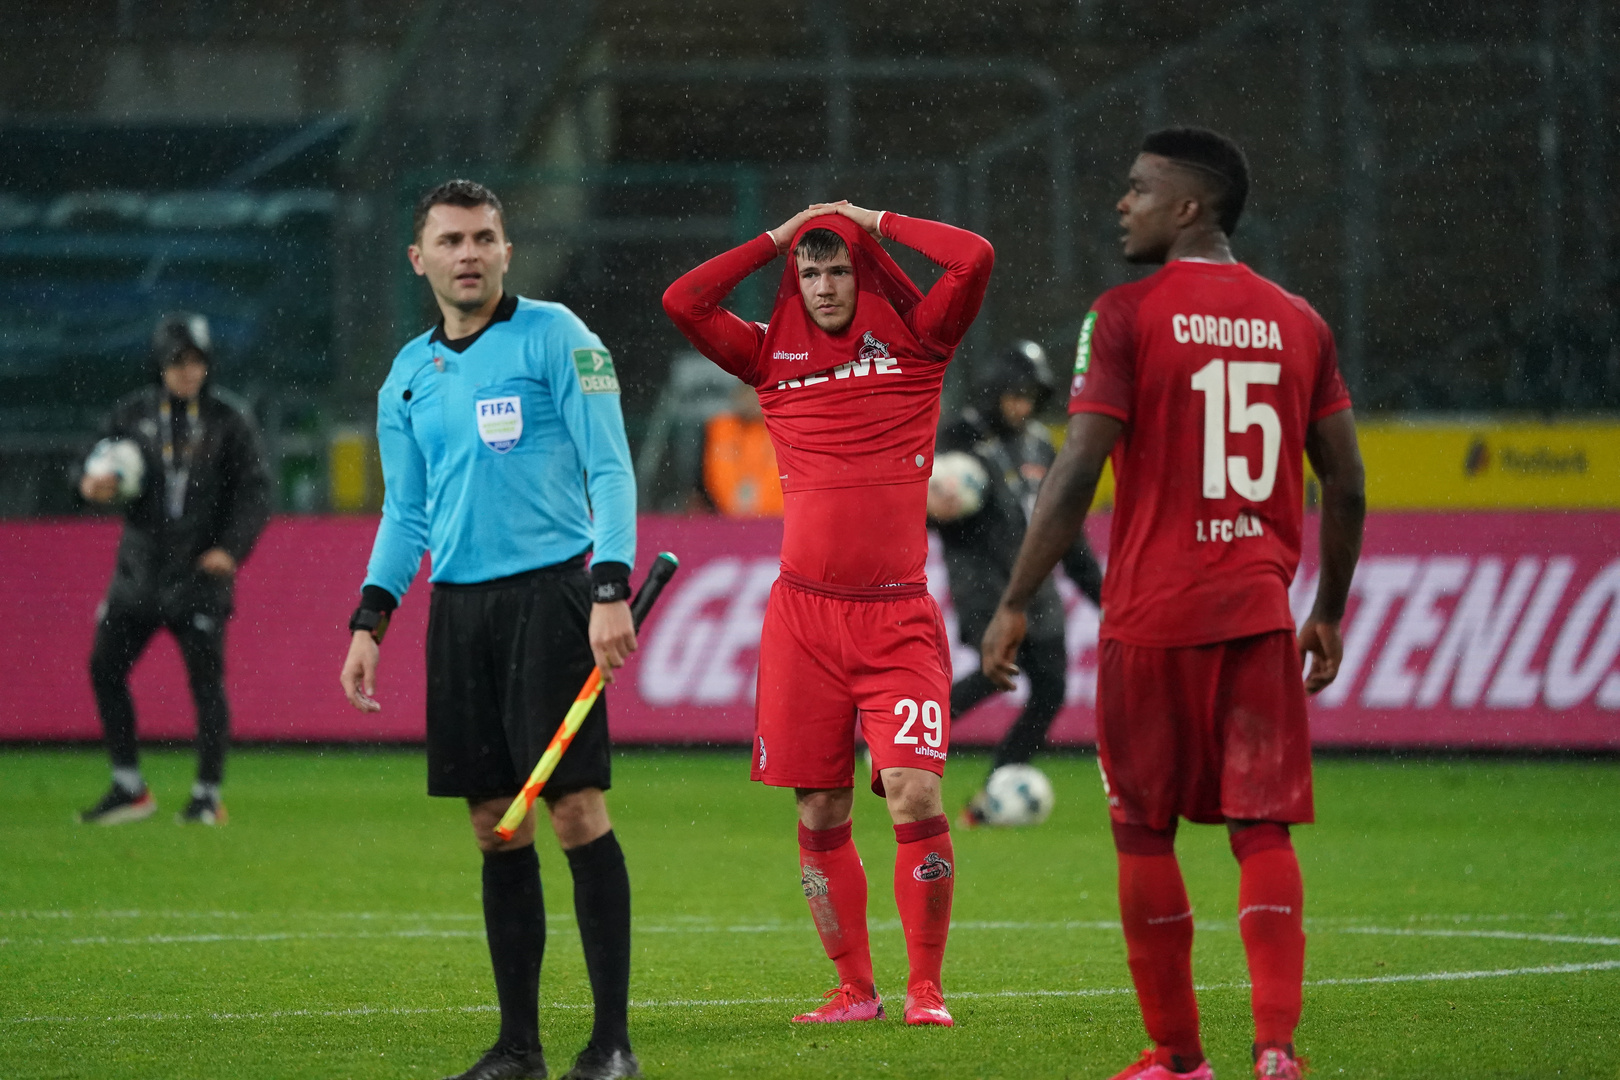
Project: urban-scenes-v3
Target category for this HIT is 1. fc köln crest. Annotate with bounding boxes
[858,332,890,362]
[911,851,953,882]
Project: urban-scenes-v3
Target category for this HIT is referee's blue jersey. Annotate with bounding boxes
[363,295,636,601]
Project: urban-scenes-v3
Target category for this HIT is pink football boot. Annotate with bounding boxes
[1110,1048,1216,1080]
[792,983,885,1023]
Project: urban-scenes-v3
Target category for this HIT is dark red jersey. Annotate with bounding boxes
[1069,260,1351,647]
[664,214,993,588]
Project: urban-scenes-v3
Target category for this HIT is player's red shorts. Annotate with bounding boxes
[1095,629,1312,829]
[753,571,953,795]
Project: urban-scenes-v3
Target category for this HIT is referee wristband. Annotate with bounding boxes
[591,579,631,604]
[348,607,390,644]
[591,560,631,604]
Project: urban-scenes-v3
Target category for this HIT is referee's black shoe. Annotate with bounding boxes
[443,1043,548,1080]
[561,1044,641,1080]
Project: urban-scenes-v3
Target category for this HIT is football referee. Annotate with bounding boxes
[339,180,641,1080]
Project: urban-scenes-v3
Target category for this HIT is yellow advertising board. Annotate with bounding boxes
[1352,418,1620,509]
[1057,416,1620,511]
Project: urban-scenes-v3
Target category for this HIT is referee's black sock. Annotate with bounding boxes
[482,844,545,1052]
[565,829,632,1051]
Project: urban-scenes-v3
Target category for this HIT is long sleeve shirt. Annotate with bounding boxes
[664,215,992,588]
[363,295,636,603]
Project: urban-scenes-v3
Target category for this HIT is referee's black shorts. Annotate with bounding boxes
[425,555,612,801]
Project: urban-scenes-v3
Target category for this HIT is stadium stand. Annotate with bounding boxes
[0,0,1613,515]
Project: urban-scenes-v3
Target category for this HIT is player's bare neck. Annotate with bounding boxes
[1165,227,1235,265]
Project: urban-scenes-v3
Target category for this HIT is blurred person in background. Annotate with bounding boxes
[76,313,270,827]
[929,339,1102,828]
[694,382,783,516]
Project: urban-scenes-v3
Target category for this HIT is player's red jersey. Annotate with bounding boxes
[664,213,994,588]
[1069,259,1351,648]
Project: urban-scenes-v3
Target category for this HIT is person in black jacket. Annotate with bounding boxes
[930,340,1103,827]
[76,313,271,826]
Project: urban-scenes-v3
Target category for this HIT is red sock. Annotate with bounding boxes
[893,815,954,990]
[1114,823,1202,1068]
[1232,824,1305,1048]
[798,821,874,995]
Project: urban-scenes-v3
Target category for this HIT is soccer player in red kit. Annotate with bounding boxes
[664,201,994,1027]
[982,129,1365,1080]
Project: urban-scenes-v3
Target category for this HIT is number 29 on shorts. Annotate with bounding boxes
[892,698,944,748]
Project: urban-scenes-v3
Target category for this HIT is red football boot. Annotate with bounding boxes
[791,983,885,1023]
[1110,1048,1215,1080]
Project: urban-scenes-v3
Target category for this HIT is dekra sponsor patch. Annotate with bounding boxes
[573,348,620,394]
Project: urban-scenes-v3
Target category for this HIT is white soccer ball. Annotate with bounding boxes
[928,450,989,520]
[982,764,1055,827]
[85,438,145,500]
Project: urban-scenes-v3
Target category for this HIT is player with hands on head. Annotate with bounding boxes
[340,179,641,1080]
[664,199,994,1028]
[981,129,1364,1080]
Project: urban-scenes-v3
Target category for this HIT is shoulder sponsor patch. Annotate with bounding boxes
[475,396,523,453]
[1074,310,1098,375]
[573,348,620,394]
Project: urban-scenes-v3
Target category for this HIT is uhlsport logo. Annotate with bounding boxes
[801,865,829,899]
[772,350,810,362]
[757,736,767,771]
[858,332,890,362]
[911,851,953,883]
[475,396,522,453]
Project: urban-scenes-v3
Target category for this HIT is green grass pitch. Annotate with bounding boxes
[2,747,1616,1079]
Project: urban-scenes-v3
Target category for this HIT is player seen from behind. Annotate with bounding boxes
[664,201,994,1027]
[339,180,641,1080]
[930,339,1102,826]
[981,129,1365,1080]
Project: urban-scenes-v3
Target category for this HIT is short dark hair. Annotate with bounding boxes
[793,227,850,263]
[1141,127,1249,235]
[413,179,504,240]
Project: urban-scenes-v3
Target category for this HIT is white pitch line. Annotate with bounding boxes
[6,919,1620,950]
[10,960,1619,1026]
[0,910,487,922]
[1305,960,1620,986]
[1340,926,1620,947]
[0,929,485,948]
[6,908,1619,933]
[0,912,1102,932]
[1310,911,1620,925]
[0,920,1123,949]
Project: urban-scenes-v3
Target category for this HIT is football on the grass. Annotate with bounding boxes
[983,764,1055,826]
[928,450,989,520]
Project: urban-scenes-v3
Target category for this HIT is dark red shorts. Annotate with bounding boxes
[753,572,953,794]
[1096,629,1312,829]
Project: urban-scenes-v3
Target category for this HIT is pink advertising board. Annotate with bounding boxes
[2,512,1618,749]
